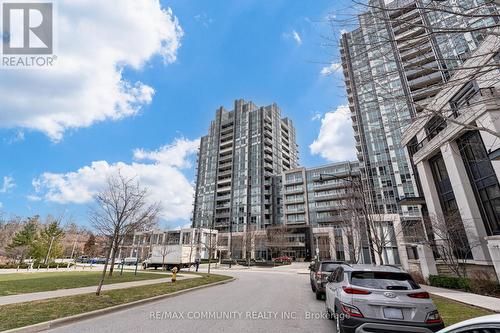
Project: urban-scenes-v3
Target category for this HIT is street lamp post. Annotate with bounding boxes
[318,172,376,264]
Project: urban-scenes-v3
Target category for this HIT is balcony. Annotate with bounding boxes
[284,176,303,186]
[218,169,232,177]
[285,197,305,204]
[408,71,443,91]
[316,215,344,223]
[219,146,232,155]
[284,187,304,194]
[264,163,273,172]
[405,61,439,80]
[217,177,231,185]
[216,194,231,201]
[218,154,232,163]
[285,208,305,214]
[412,85,442,102]
[315,205,341,212]
[394,26,425,43]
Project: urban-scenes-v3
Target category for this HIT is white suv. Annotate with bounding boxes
[325,264,445,333]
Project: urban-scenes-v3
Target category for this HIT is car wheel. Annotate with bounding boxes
[326,305,335,321]
[315,291,323,300]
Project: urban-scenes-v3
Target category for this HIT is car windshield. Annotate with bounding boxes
[321,263,339,272]
[350,271,420,290]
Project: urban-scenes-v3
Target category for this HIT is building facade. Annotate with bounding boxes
[282,162,366,263]
[402,33,500,279]
[123,228,217,262]
[340,0,498,269]
[192,99,299,258]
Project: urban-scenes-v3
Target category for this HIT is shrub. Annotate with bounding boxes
[429,275,471,291]
[469,271,500,297]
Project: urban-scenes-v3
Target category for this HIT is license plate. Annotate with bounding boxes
[383,307,403,320]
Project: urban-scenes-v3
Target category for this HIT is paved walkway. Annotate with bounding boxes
[423,285,500,312]
[0,274,199,306]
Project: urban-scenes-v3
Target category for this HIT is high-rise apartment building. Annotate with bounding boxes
[192,99,299,238]
[341,0,498,273]
[340,0,496,233]
[282,162,374,262]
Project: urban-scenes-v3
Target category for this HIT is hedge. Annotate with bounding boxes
[429,275,471,291]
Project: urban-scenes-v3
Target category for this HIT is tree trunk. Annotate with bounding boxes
[377,251,384,265]
[108,238,120,277]
[96,243,113,296]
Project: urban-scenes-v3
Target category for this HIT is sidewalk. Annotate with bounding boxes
[0,274,199,306]
[423,285,500,312]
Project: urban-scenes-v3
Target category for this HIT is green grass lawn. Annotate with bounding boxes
[0,271,170,296]
[432,294,494,326]
[0,273,232,331]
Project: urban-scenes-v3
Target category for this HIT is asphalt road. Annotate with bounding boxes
[46,268,335,333]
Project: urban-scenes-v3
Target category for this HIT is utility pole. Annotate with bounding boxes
[45,236,55,265]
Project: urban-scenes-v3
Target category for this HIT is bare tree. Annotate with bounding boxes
[244,223,261,266]
[424,213,482,278]
[266,225,289,259]
[90,172,160,295]
[158,232,177,270]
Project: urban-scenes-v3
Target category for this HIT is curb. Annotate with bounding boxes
[428,292,500,313]
[2,277,236,333]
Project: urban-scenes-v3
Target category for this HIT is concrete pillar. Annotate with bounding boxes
[417,244,438,280]
[477,108,500,181]
[342,229,351,262]
[392,215,410,271]
[486,237,500,282]
[416,161,444,218]
[441,141,491,263]
[329,228,336,260]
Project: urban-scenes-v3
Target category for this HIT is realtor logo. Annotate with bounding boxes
[2,2,53,54]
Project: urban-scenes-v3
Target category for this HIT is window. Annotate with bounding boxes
[350,271,420,290]
[335,267,344,282]
[425,116,447,140]
[321,262,341,272]
[449,81,479,117]
[458,131,500,235]
[430,153,457,214]
[430,153,472,259]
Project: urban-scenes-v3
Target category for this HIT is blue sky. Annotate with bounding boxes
[0,0,355,228]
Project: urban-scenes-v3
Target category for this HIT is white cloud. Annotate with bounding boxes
[292,30,302,45]
[320,62,342,76]
[27,195,42,202]
[194,13,213,27]
[32,138,199,221]
[310,105,357,162]
[311,111,322,121]
[283,30,302,45]
[0,0,183,141]
[5,131,25,144]
[0,176,15,193]
[0,202,3,209]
